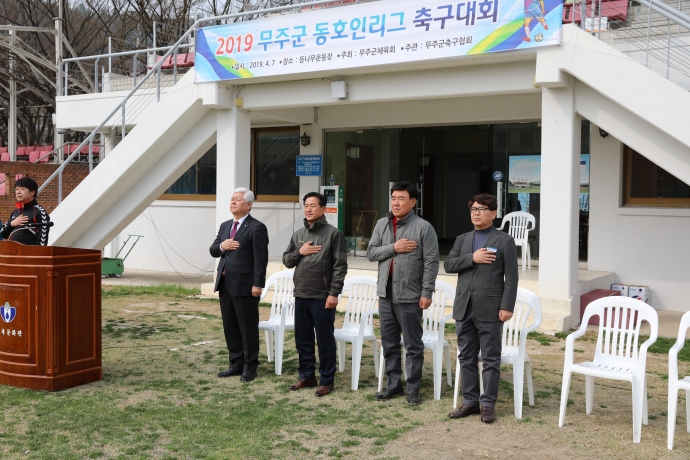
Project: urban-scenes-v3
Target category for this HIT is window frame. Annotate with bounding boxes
[623,145,690,207]
[251,126,301,203]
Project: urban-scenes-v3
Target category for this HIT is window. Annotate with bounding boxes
[624,145,690,206]
[162,145,216,199]
[252,128,300,201]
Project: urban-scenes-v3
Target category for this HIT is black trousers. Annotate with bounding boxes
[294,297,336,386]
[456,301,504,408]
[219,278,260,374]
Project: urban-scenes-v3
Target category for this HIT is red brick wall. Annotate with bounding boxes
[0,163,89,221]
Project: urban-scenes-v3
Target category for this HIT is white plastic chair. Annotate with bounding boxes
[559,296,658,443]
[377,280,453,400]
[497,211,535,271]
[334,275,380,390]
[258,270,295,376]
[667,311,690,450]
[452,287,542,418]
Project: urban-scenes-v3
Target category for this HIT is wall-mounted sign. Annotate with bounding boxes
[296,155,323,176]
[493,171,504,181]
[508,154,591,193]
[195,0,563,82]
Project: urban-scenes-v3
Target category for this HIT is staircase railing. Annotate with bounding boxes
[40,0,349,202]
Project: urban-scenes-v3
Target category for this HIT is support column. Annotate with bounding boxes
[215,106,251,229]
[102,127,118,159]
[538,87,581,331]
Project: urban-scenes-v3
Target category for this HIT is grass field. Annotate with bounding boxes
[2,285,690,459]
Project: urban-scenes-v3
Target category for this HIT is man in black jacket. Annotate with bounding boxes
[445,193,518,423]
[1,177,50,245]
[210,187,269,383]
[283,192,347,397]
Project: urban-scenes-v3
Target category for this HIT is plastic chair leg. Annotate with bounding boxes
[513,361,525,419]
[632,377,644,443]
[371,339,380,378]
[525,360,534,406]
[643,376,649,425]
[527,243,531,270]
[275,328,284,376]
[351,339,363,391]
[433,347,443,400]
[686,390,690,433]
[264,330,274,363]
[558,372,572,427]
[444,344,453,387]
[337,340,346,372]
[453,355,461,409]
[585,375,595,415]
[378,344,384,392]
[521,242,527,272]
[668,383,678,450]
[479,361,484,394]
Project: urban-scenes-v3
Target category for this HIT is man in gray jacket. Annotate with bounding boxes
[445,193,518,423]
[367,181,439,405]
[283,192,347,397]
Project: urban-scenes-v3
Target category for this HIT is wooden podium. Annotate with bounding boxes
[0,241,102,391]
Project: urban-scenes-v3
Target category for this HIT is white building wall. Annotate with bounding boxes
[589,124,690,312]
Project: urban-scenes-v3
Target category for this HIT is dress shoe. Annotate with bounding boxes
[217,367,242,378]
[288,378,318,391]
[407,393,422,406]
[240,372,257,383]
[374,386,404,401]
[315,384,334,397]
[448,404,481,419]
[481,405,496,423]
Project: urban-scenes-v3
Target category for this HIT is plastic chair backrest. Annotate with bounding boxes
[28,151,40,163]
[584,296,658,364]
[0,147,7,154]
[500,212,536,242]
[16,147,27,156]
[24,146,35,154]
[0,152,10,162]
[263,270,295,321]
[670,311,690,382]
[423,281,455,341]
[340,275,378,335]
[503,287,542,352]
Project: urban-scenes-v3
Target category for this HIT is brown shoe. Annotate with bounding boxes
[315,384,334,397]
[480,405,496,423]
[288,378,318,391]
[449,404,481,419]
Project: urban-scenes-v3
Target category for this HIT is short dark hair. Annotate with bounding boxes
[15,177,39,198]
[390,181,418,200]
[468,193,497,211]
[303,191,326,207]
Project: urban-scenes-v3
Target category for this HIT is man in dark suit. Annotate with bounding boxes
[210,187,269,383]
[444,193,518,423]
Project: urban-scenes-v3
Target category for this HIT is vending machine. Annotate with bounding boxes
[320,185,344,232]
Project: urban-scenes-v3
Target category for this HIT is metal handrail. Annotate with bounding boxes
[61,44,192,64]
[41,0,351,199]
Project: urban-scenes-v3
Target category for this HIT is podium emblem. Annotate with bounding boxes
[1,302,16,323]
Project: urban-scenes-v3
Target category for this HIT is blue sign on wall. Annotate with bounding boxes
[296,155,322,176]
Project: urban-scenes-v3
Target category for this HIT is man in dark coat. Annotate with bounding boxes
[1,177,50,245]
[210,187,269,383]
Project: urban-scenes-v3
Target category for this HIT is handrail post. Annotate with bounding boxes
[121,103,126,141]
[646,0,653,68]
[94,57,100,93]
[667,18,671,79]
[88,136,94,172]
[173,48,178,84]
[58,169,63,204]
[133,52,139,87]
[64,62,68,96]
[157,66,161,102]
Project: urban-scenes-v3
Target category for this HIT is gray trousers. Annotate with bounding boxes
[456,302,504,408]
[379,279,424,394]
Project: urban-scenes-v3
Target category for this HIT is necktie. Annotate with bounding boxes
[222,221,240,276]
[230,220,240,239]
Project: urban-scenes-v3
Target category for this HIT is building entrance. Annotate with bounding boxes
[324,122,590,260]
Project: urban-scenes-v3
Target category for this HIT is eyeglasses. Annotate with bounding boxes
[470,207,490,214]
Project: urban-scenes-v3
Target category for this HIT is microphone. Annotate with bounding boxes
[23,222,54,228]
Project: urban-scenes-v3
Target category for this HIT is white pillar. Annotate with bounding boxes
[299,123,323,199]
[538,87,581,331]
[587,124,622,272]
[215,106,251,229]
[102,127,117,159]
